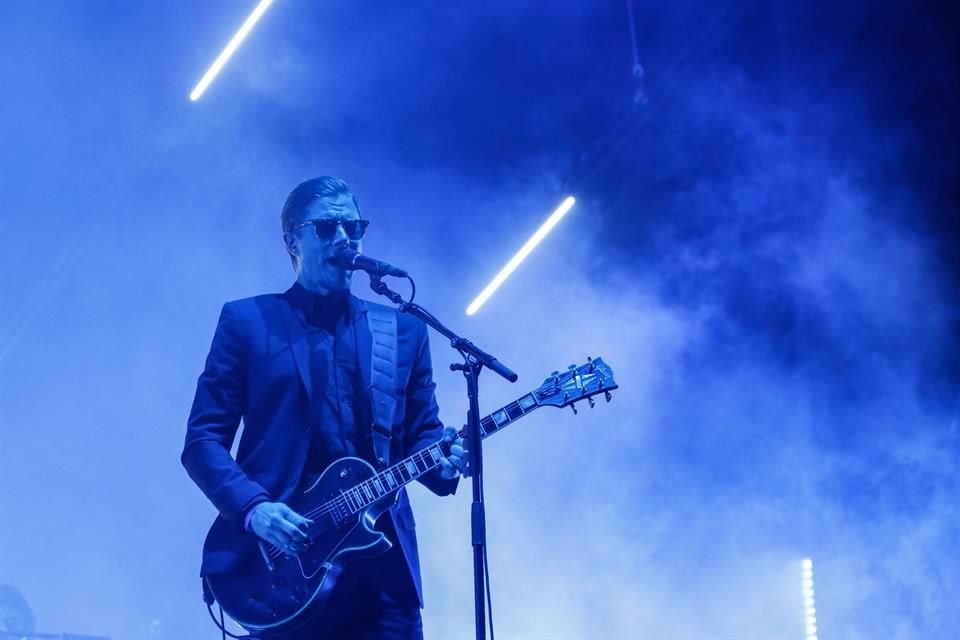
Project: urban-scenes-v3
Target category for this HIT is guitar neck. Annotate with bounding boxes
[463,390,541,441]
[335,392,542,515]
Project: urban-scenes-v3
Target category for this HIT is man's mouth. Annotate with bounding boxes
[326,256,351,271]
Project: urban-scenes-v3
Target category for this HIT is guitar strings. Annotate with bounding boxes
[264,422,491,560]
[261,393,564,560]
[265,451,447,560]
[263,414,520,560]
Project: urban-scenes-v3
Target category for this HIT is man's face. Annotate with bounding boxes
[285,193,362,294]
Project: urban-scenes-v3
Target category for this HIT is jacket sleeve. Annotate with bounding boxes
[182,302,270,524]
[403,320,459,497]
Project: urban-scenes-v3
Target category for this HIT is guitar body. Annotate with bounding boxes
[196,358,617,635]
[203,457,395,635]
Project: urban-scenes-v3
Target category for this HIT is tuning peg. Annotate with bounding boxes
[604,391,612,403]
[588,396,595,408]
[570,402,578,415]
[587,356,594,372]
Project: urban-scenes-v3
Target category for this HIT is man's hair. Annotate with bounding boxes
[280,176,361,233]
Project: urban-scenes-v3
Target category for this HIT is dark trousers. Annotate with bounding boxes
[262,546,422,640]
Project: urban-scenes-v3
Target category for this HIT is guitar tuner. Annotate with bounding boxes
[588,397,595,408]
[571,403,578,415]
[605,391,612,402]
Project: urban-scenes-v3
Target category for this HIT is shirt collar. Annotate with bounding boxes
[290,282,357,326]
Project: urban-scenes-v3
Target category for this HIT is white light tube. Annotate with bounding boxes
[466,196,576,316]
[802,557,818,640]
[190,0,275,101]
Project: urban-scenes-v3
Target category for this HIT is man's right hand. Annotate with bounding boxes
[249,502,313,557]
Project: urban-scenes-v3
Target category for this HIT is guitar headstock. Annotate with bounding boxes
[534,357,618,413]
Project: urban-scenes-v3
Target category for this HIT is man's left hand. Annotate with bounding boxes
[438,425,470,479]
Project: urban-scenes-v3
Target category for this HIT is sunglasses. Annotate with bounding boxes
[292,218,370,241]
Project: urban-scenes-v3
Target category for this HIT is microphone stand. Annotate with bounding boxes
[368,275,517,640]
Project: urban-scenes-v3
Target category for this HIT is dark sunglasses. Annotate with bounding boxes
[292,218,370,241]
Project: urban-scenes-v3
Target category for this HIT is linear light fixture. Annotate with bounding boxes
[802,558,818,640]
[189,0,275,101]
[466,196,576,316]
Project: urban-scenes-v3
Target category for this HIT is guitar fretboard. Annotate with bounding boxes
[478,392,539,439]
[328,391,541,519]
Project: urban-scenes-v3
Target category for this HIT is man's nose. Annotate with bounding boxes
[331,222,350,246]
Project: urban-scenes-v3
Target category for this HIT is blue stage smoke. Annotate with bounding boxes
[0,1,956,638]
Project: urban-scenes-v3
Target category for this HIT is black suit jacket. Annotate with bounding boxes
[182,286,457,605]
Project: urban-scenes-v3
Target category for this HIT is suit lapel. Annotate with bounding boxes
[279,287,312,396]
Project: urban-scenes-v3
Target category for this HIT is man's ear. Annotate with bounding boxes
[283,232,299,257]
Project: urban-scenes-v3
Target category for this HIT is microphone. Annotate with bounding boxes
[329,248,408,277]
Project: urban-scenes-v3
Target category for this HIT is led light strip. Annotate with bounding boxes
[466,196,576,316]
[190,0,275,101]
[802,558,818,640]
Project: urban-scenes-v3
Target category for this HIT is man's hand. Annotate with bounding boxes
[249,502,313,557]
[438,425,470,480]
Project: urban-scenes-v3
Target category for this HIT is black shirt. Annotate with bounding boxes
[289,282,371,479]
[288,283,418,607]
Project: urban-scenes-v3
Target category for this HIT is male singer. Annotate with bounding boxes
[182,176,467,639]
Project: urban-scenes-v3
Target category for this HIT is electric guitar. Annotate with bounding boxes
[203,357,618,635]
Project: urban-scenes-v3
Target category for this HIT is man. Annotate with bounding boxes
[182,176,467,639]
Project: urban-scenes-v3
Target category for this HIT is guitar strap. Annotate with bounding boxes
[366,303,398,468]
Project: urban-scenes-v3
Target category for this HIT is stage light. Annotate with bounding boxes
[466,196,576,316]
[802,557,818,640]
[189,0,275,101]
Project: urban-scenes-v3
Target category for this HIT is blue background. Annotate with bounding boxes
[0,1,957,638]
